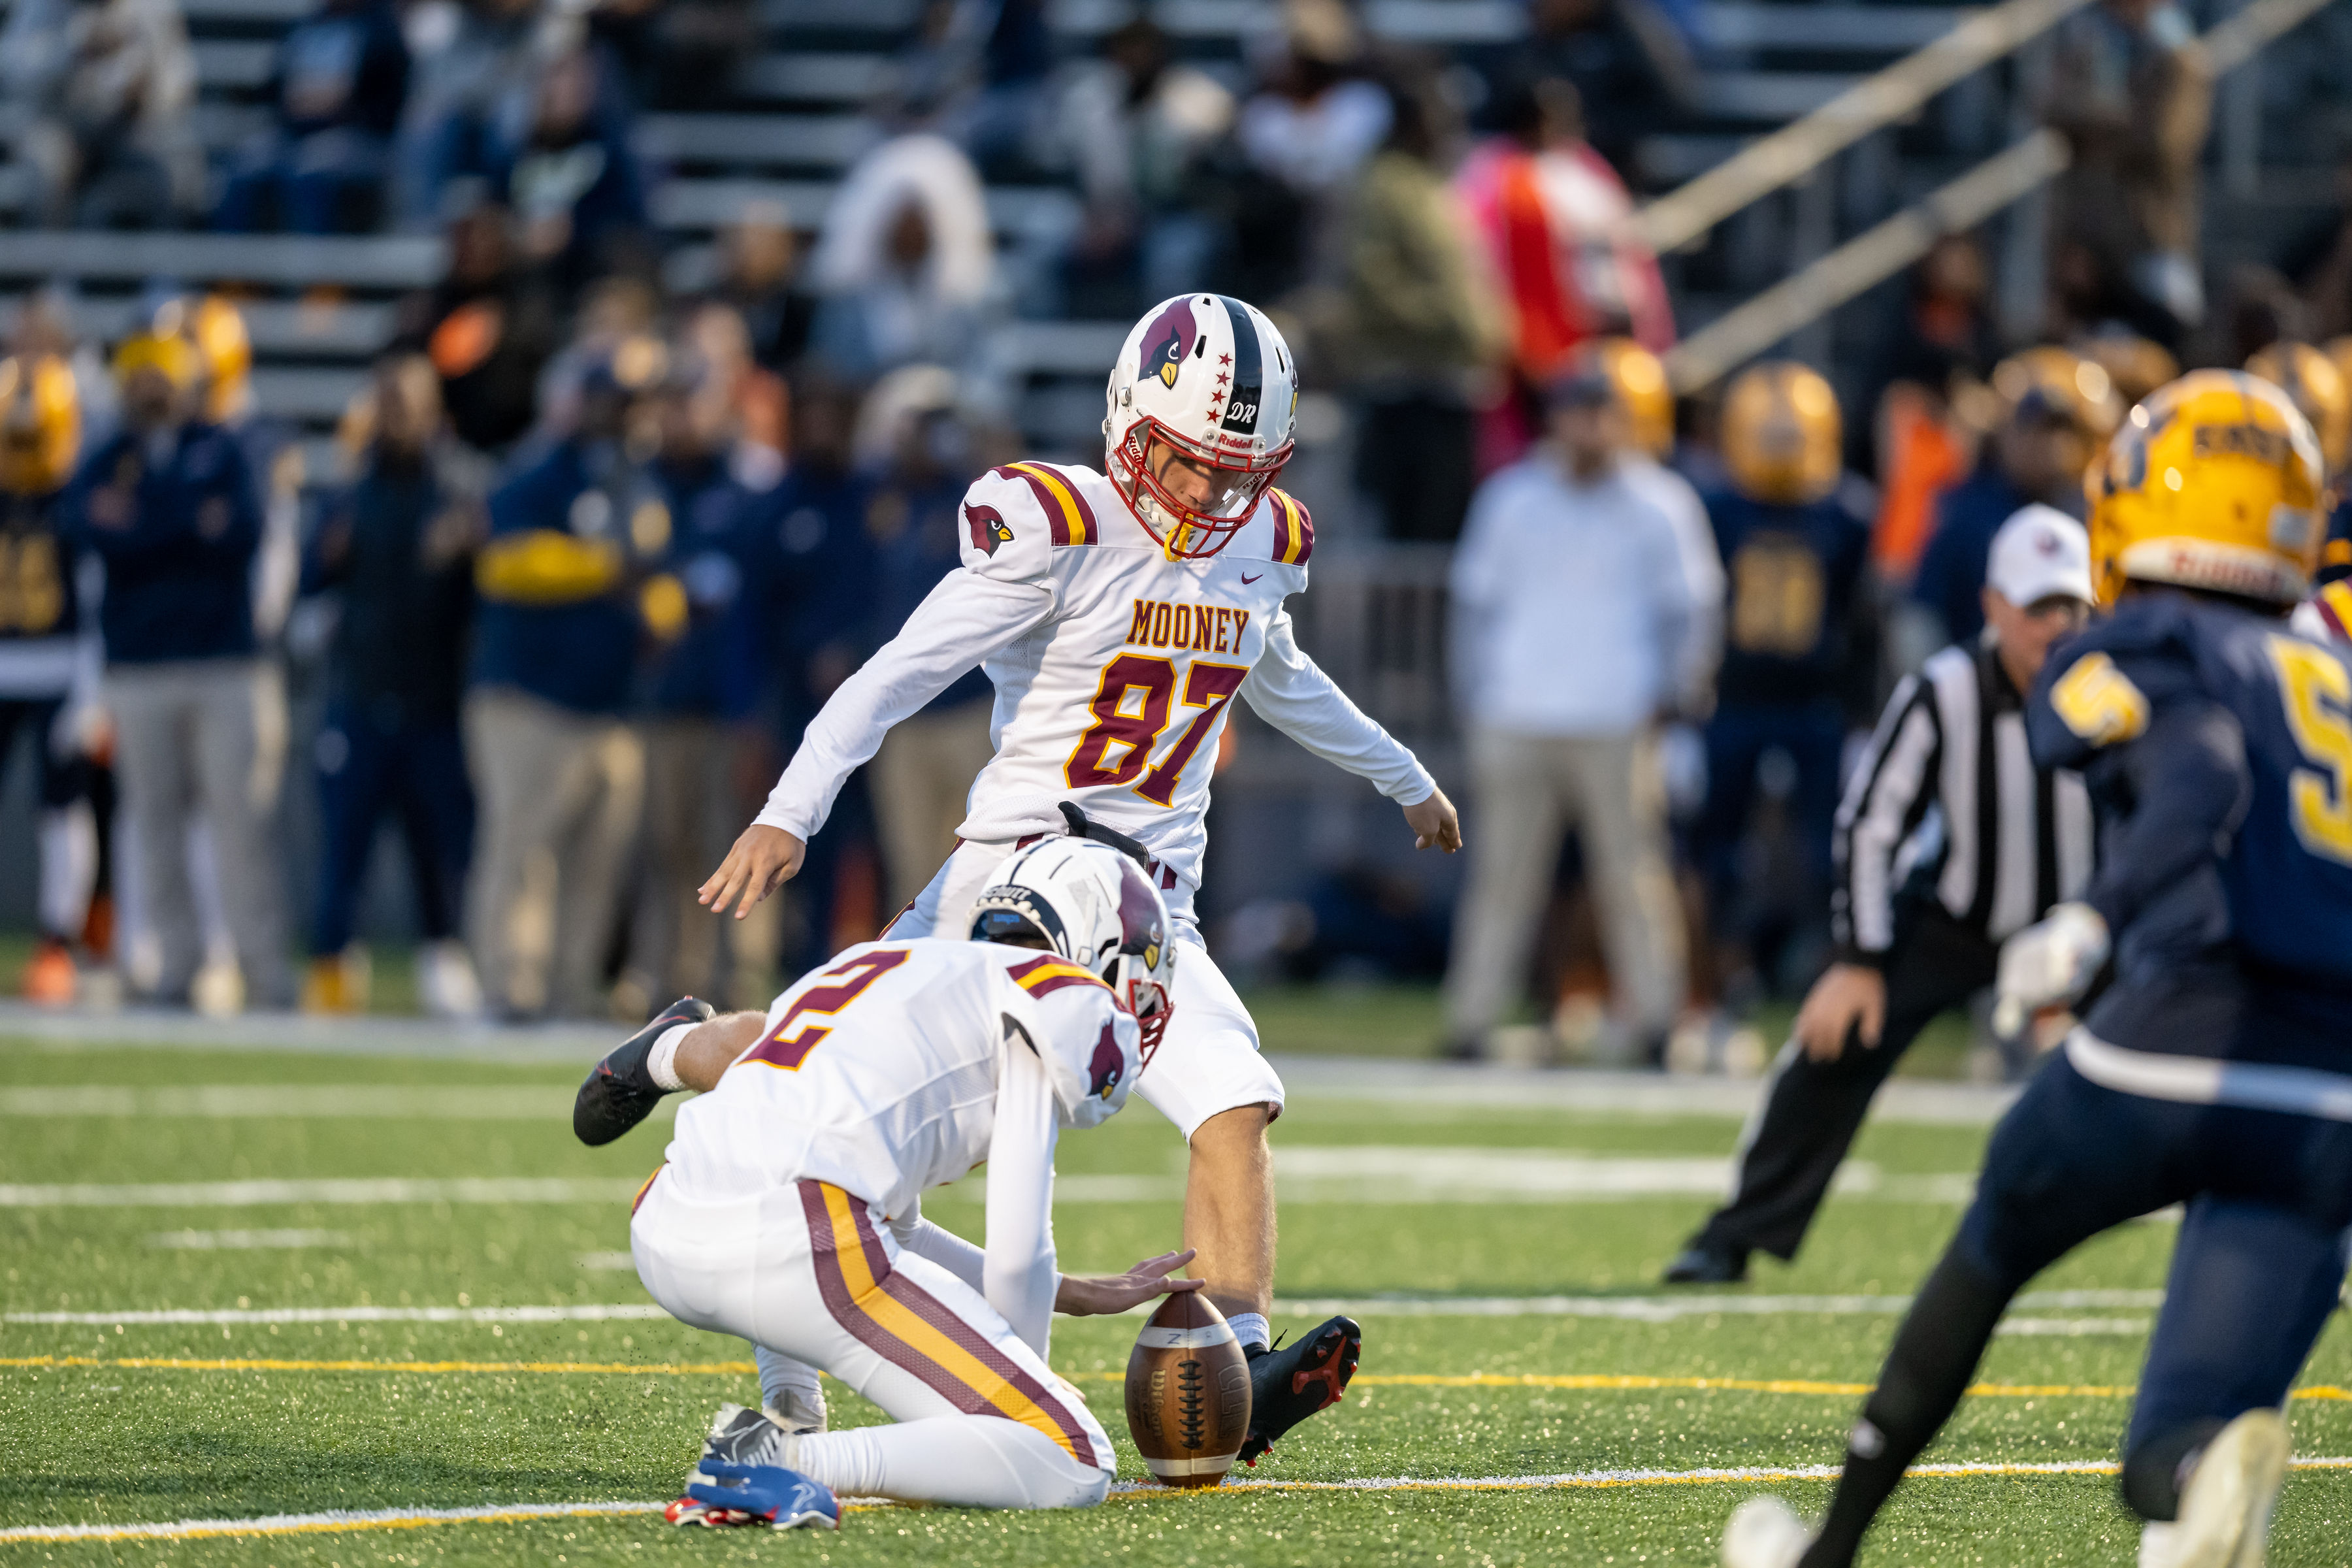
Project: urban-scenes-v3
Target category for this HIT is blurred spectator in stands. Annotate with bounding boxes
[806,135,995,382]
[1456,76,1674,474]
[2,0,203,227]
[2283,144,2352,340]
[1333,74,1505,543]
[465,335,672,1020]
[533,274,659,438]
[214,0,410,235]
[617,346,778,1015]
[1053,18,1233,319]
[736,376,878,973]
[2217,264,2310,367]
[1445,363,1705,1066]
[395,195,561,454]
[2074,331,2178,409]
[1861,237,2002,587]
[681,300,788,462]
[393,0,535,228]
[489,44,651,298]
[1693,364,1876,1003]
[302,357,484,1017]
[1224,0,1386,304]
[1910,348,2119,649]
[710,202,819,372]
[849,367,994,911]
[2044,0,2212,344]
[67,330,292,1011]
[0,346,101,1005]
[587,0,757,112]
[1473,0,1697,181]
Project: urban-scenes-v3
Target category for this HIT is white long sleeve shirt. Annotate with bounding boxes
[1450,451,1708,735]
[756,460,1435,892]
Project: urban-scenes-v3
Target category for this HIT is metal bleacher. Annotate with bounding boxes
[0,0,2102,448]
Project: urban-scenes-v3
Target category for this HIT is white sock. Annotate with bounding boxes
[647,1023,696,1092]
[790,1418,1110,1509]
[755,1346,825,1420]
[1228,1312,1271,1352]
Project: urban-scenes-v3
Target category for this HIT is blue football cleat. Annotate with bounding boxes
[669,1460,840,1530]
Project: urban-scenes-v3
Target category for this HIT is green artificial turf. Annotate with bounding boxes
[5,1032,2351,1566]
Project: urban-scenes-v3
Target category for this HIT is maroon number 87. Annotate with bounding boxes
[1064,655,1248,806]
[742,949,911,1071]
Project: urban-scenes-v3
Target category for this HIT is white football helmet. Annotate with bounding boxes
[970,837,1177,1122]
[1103,293,1299,559]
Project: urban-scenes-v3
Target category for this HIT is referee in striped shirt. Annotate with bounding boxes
[1665,506,2099,1285]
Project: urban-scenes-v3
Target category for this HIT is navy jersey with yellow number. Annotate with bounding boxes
[1703,483,1874,710]
[2027,591,2352,1001]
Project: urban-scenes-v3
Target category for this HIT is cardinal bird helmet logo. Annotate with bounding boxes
[965,502,1014,556]
[1138,299,1196,391]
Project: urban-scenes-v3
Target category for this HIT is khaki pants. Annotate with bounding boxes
[627,715,768,1006]
[870,700,996,915]
[107,659,292,1007]
[464,687,644,1019]
[1445,726,1686,1044]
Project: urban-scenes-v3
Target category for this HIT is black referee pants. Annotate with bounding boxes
[1695,906,1997,1261]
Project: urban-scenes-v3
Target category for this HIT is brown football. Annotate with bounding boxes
[1124,1290,1252,1488]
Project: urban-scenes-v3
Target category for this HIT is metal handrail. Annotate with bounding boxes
[1629,0,2095,255]
[1659,0,2346,393]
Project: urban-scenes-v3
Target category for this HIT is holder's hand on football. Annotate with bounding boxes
[699,825,806,920]
[1404,789,1462,853]
[1054,1247,1202,1316]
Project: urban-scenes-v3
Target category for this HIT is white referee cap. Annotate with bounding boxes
[1986,504,2094,607]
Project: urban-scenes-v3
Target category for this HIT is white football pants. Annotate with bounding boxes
[631,1171,1115,1510]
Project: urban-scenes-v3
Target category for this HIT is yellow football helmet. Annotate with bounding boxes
[1721,361,1840,505]
[1992,346,2123,438]
[2074,336,2179,408]
[1570,337,1674,459]
[2244,341,2350,475]
[112,330,199,391]
[2087,370,2326,608]
[0,355,81,496]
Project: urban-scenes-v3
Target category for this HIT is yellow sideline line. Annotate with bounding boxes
[7,1354,2352,1403]
[13,1460,2352,1544]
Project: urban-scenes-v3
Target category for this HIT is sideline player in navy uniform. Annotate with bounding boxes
[1723,370,2352,1568]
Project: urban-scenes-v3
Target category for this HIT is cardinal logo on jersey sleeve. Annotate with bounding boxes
[1139,299,1196,391]
[1088,1022,1126,1100]
[965,502,1014,556]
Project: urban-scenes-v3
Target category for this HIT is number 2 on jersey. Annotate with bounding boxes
[1065,655,1247,806]
[743,949,911,1071]
[2270,634,2352,866]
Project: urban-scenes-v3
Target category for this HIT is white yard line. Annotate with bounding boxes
[0,1176,642,1208]
[6,1288,2162,1328]
[147,1229,355,1250]
[0,1086,670,1120]
[10,1458,2351,1542]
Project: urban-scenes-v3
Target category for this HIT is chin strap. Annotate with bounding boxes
[1056,801,1153,871]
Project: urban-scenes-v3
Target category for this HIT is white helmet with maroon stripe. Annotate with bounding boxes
[1103,293,1298,559]
[970,838,1176,1124]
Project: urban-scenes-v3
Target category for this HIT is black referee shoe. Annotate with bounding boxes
[1663,1238,1749,1285]
[1239,1315,1361,1465]
[573,996,715,1147]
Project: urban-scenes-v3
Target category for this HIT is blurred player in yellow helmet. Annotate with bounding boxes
[1696,362,1874,1001]
[1724,368,2342,1568]
[2074,335,2178,409]
[0,347,97,1004]
[2242,341,2349,477]
[1911,346,2116,648]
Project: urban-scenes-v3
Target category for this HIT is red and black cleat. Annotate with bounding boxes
[1238,1315,1361,1465]
[573,997,715,1147]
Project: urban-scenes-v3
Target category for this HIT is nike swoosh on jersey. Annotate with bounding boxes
[1241,572,1262,584]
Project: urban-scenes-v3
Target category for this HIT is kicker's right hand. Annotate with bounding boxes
[700,825,806,920]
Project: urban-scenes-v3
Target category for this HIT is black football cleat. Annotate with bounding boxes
[1238,1315,1360,1465]
[1663,1238,1750,1285]
[573,996,715,1147]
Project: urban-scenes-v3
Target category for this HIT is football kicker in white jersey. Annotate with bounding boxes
[696,291,1459,1467]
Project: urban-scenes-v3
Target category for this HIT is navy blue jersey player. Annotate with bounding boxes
[1724,371,2350,1568]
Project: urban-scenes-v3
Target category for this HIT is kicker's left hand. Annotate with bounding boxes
[1404,788,1462,853]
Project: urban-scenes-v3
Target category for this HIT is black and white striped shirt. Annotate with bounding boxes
[1831,640,2095,961]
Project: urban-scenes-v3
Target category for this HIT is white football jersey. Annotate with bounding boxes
[661,938,1134,1222]
[757,461,1433,893]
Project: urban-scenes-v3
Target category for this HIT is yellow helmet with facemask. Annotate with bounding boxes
[2086,370,2326,608]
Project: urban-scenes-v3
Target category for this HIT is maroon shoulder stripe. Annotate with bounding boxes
[992,464,1071,546]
